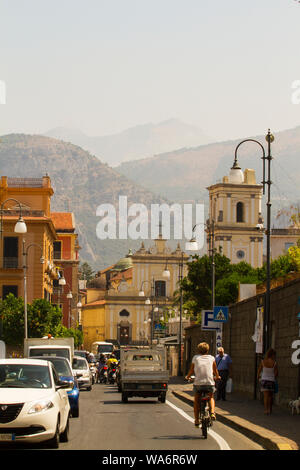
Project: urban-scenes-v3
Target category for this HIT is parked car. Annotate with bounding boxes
[74,350,88,359]
[32,356,80,418]
[72,356,93,391]
[0,358,70,448]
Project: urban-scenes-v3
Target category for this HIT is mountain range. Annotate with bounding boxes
[44,119,212,167]
[116,125,300,222]
[0,134,168,269]
[1,124,299,271]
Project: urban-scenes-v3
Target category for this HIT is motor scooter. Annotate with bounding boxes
[98,365,108,384]
[108,366,117,384]
[89,362,97,385]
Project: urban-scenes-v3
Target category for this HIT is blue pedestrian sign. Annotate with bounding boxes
[213,306,229,323]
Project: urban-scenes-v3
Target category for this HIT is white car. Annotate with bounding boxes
[72,356,93,391]
[0,358,70,448]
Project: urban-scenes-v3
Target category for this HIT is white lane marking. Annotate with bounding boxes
[166,400,231,451]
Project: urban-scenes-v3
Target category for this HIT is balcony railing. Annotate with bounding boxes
[2,257,19,269]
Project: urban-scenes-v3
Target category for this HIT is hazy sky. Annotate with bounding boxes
[0,0,300,141]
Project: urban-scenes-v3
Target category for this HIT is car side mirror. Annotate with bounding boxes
[56,379,70,389]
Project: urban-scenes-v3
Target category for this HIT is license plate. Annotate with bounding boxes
[138,385,150,390]
[0,434,15,441]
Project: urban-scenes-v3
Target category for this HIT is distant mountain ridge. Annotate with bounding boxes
[0,134,169,269]
[44,119,212,167]
[116,125,300,220]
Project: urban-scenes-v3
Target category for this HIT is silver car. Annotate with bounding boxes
[72,356,92,391]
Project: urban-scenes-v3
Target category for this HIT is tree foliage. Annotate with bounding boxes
[180,251,298,320]
[0,294,83,348]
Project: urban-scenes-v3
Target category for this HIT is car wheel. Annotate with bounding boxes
[159,392,166,403]
[72,406,79,418]
[122,392,128,403]
[87,385,92,391]
[60,414,70,443]
[47,417,60,449]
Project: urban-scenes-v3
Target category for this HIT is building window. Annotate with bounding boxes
[155,280,166,297]
[236,202,244,223]
[119,309,130,317]
[53,241,62,260]
[3,237,18,268]
[285,242,294,252]
[3,285,18,298]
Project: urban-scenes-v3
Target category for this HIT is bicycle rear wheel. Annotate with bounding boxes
[200,401,208,439]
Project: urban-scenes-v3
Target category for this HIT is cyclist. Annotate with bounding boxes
[185,342,221,427]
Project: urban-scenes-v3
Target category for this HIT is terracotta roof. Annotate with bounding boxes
[51,212,75,231]
[111,267,133,281]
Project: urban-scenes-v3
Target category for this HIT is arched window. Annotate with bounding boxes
[119,309,130,317]
[236,202,244,223]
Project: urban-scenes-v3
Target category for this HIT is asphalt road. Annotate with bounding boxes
[59,383,263,451]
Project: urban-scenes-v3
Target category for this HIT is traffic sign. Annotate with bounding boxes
[213,306,229,323]
[201,310,221,331]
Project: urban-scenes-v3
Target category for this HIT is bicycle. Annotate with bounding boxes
[186,376,214,439]
[196,389,213,439]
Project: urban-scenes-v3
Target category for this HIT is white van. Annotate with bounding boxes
[91,341,114,357]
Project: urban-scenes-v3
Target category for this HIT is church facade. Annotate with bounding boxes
[81,236,189,350]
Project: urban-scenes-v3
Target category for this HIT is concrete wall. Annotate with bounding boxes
[184,277,300,406]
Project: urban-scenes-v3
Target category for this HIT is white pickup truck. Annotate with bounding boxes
[24,337,74,362]
[118,347,169,403]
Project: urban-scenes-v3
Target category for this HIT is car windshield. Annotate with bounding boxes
[30,348,70,360]
[98,345,113,354]
[72,358,87,370]
[74,351,86,358]
[0,364,51,389]
[46,358,72,377]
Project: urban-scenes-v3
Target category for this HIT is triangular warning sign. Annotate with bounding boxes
[215,309,226,321]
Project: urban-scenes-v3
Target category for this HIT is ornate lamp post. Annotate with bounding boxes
[233,129,274,352]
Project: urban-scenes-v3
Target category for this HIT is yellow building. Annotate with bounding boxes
[207,160,264,268]
[0,176,58,302]
[81,236,189,350]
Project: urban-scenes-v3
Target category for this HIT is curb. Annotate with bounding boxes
[171,389,298,451]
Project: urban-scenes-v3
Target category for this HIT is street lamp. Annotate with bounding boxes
[186,220,216,309]
[23,240,44,340]
[162,253,186,376]
[139,278,159,345]
[63,283,73,329]
[233,129,274,352]
[0,198,27,238]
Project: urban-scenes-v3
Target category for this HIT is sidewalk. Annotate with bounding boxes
[168,377,300,450]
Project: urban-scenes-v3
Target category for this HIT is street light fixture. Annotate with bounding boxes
[0,198,27,237]
[186,220,216,309]
[233,129,274,352]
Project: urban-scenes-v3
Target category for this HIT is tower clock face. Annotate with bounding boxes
[236,250,245,259]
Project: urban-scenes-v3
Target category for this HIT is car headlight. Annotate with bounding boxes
[83,372,90,378]
[28,400,54,414]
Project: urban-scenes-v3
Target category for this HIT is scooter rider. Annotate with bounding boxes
[96,354,107,383]
[106,354,118,383]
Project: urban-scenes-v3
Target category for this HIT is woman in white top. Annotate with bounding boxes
[257,348,278,415]
[186,342,221,426]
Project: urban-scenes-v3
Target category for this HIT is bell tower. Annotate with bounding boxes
[207,159,263,268]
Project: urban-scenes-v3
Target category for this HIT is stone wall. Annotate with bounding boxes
[183,277,300,406]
